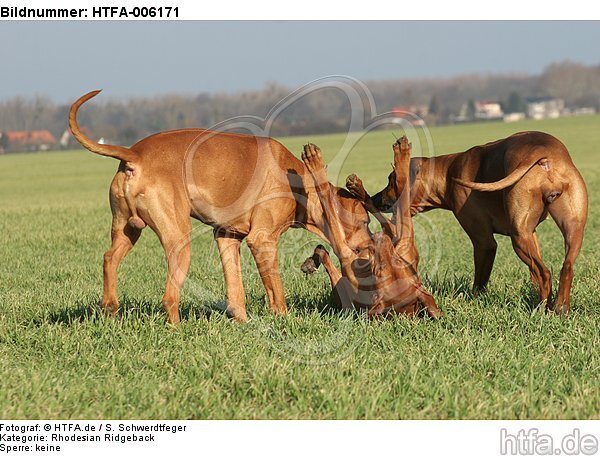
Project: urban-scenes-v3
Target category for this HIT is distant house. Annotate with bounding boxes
[562,106,597,117]
[572,107,596,116]
[0,130,57,152]
[526,97,564,120]
[474,101,504,121]
[392,105,429,126]
[503,112,526,123]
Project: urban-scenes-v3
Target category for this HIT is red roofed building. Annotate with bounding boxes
[0,130,57,152]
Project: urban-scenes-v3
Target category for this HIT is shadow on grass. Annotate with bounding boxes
[425,272,472,298]
[45,276,460,326]
[285,292,345,316]
[41,292,344,326]
[426,273,548,313]
[519,284,548,312]
[41,295,222,326]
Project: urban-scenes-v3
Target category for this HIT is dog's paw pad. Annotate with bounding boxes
[346,174,366,198]
[346,173,359,185]
[302,143,328,184]
[399,135,410,149]
[393,136,412,159]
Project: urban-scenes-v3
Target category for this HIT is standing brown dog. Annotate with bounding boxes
[371,131,588,313]
[69,90,373,324]
[301,137,441,318]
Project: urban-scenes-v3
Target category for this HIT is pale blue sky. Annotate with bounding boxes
[1,21,599,101]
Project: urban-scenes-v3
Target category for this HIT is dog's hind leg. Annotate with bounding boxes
[506,184,552,306]
[215,231,248,322]
[103,206,142,315]
[509,229,552,306]
[548,178,587,314]
[159,227,191,325]
[510,229,552,307]
[551,218,584,314]
[144,200,192,325]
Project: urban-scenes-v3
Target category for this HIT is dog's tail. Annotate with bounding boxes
[69,90,137,162]
[453,157,547,192]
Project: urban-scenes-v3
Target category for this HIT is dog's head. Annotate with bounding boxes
[366,232,422,315]
[370,158,424,213]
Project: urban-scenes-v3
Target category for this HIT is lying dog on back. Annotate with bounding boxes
[371,131,588,313]
[301,137,441,318]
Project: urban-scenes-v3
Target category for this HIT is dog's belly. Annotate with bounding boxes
[479,193,511,235]
[183,135,300,235]
[491,216,511,236]
[190,190,297,236]
[453,190,511,236]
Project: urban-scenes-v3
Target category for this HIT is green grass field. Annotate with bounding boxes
[0,115,598,419]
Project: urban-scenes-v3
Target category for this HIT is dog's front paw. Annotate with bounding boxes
[302,143,329,189]
[393,135,412,156]
[301,256,318,274]
[300,245,328,274]
[346,173,367,201]
[393,136,412,171]
[302,143,326,173]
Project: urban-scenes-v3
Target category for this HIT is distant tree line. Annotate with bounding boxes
[0,61,598,150]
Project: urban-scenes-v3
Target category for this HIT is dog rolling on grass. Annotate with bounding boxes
[301,137,442,318]
[69,90,377,324]
[371,131,588,313]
